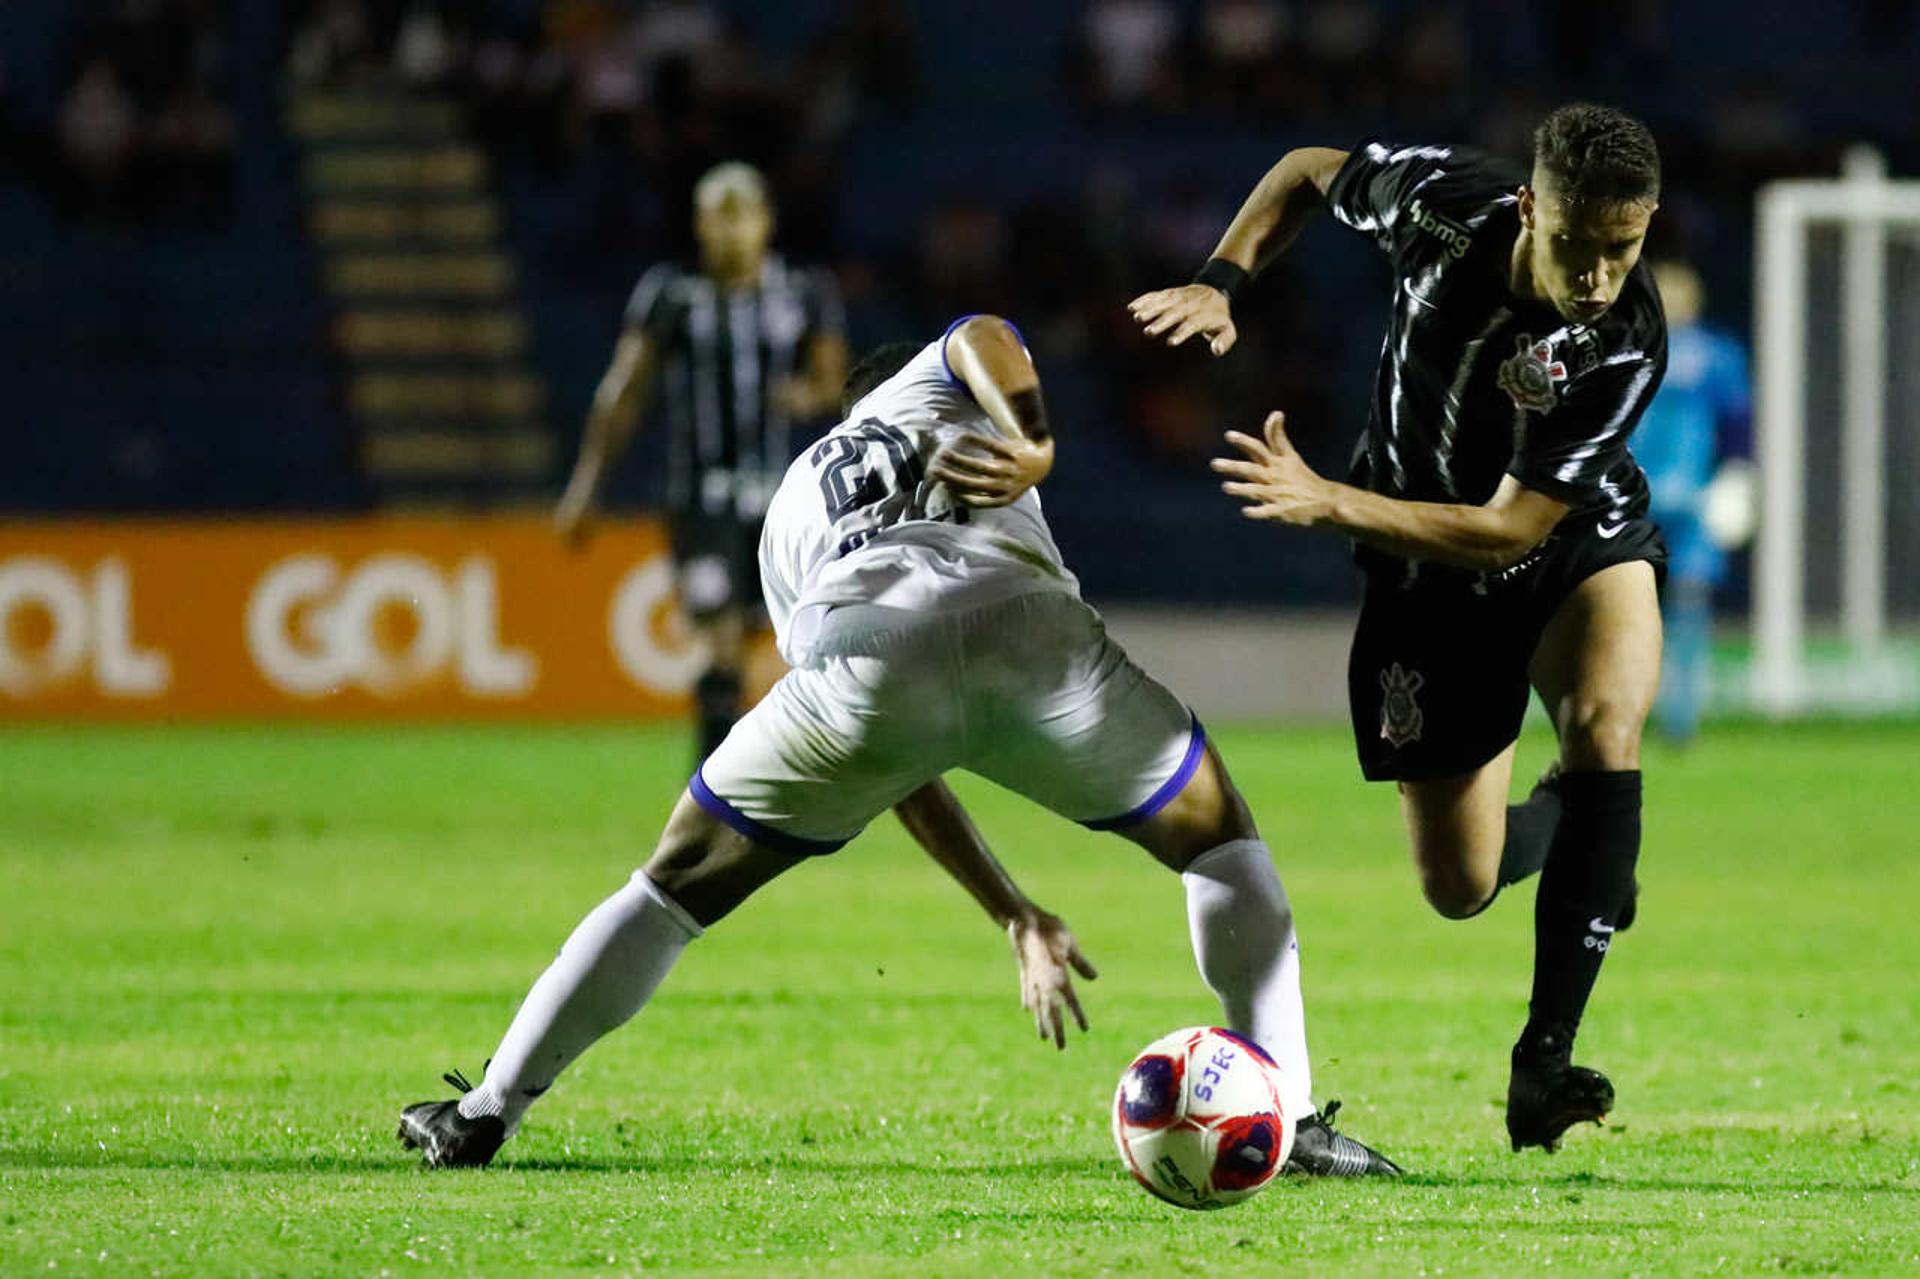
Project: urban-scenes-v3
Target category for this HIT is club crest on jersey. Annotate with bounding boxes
[1497,335,1568,413]
[1379,663,1425,748]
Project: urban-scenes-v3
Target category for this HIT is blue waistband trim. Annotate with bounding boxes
[1082,713,1207,831]
[689,767,852,857]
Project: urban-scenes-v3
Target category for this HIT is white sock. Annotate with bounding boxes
[457,871,702,1131]
[1182,838,1314,1119]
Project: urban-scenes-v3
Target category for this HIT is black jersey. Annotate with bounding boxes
[1325,141,1667,554]
[624,255,845,519]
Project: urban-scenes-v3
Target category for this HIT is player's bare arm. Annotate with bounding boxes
[928,315,1055,508]
[1128,147,1349,356]
[555,331,659,545]
[1213,411,1568,572]
[774,331,851,419]
[892,779,1097,1049]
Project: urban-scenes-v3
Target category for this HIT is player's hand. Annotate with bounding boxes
[554,479,596,549]
[1211,411,1333,526]
[929,432,1054,508]
[1009,908,1098,1050]
[1128,283,1238,357]
[772,375,825,420]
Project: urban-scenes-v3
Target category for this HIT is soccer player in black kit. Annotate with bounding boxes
[1132,104,1667,1152]
[557,163,847,758]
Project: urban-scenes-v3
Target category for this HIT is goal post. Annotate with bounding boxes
[1752,147,1920,716]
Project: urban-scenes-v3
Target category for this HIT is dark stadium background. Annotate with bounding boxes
[0,0,1912,607]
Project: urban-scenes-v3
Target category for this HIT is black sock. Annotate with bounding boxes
[1520,770,1641,1059]
[1499,776,1564,888]
[694,668,743,761]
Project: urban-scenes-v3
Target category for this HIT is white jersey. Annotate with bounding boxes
[758,327,1079,663]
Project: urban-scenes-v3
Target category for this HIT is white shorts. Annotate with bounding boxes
[692,592,1204,853]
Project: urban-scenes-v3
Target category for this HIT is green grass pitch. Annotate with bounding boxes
[3,721,1918,1275]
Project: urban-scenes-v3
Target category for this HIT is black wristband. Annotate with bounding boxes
[1193,257,1249,302]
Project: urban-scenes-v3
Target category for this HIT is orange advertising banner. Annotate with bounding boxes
[0,517,722,720]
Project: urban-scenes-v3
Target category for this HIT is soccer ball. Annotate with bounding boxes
[1111,1026,1294,1210]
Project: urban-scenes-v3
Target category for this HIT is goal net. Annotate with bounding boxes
[1750,148,1920,716]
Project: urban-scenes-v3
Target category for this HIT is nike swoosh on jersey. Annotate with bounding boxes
[1595,519,1629,539]
[1588,916,1618,933]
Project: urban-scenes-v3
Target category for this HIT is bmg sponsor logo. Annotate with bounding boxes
[1406,198,1473,258]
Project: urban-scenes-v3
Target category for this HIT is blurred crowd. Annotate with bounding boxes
[286,0,913,258]
[270,1,1360,462]
[259,0,1918,464]
[6,0,1918,478]
[890,173,1340,467]
[1062,0,1889,198]
[1065,0,1471,128]
[3,0,236,228]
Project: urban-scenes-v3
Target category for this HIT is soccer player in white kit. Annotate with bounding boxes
[399,315,1399,1176]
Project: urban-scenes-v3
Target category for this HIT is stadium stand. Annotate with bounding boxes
[4,0,1916,603]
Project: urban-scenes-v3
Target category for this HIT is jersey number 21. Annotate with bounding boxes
[812,418,966,556]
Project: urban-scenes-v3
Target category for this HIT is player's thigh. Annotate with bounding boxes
[642,790,811,927]
[698,641,960,850]
[961,595,1209,853]
[1528,560,1662,771]
[1396,741,1517,918]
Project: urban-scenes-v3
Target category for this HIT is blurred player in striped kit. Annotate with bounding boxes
[1640,259,1753,744]
[557,162,848,759]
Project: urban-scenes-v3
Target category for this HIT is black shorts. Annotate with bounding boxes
[1347,517,1667,782]
[668,511,765,621]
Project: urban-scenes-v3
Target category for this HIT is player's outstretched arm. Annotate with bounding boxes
[1213,412,1569,571]
[555,331,659,546]
[928,315,1055,508]
[1129,147,1348,357]
[892,779,1098,1050]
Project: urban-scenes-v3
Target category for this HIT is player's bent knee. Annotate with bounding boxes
[1557,699,1645,770]
[1419,865,1499,920]
[1129,748,1259,872]
[640,792,806,928]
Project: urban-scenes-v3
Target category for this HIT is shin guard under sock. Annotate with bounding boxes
[1521,770,1641,1054]
[1182,839,1313,1117]
[1499,771,1565,889]
[458,872,702,1131]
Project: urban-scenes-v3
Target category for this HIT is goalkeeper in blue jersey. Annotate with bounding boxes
[1641,260,1753,743]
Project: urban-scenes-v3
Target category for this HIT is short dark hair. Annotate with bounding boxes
[842,341,922,413]
[1532,103,1661,206]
